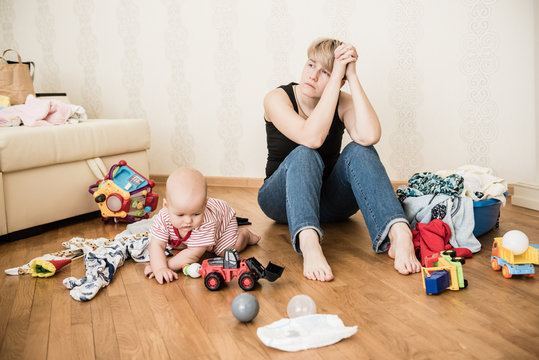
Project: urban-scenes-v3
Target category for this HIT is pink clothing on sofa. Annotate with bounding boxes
[0,94,71,126]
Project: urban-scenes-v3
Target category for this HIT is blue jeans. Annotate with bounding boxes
[257,143,408,254]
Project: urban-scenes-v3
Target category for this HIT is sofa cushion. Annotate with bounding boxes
[0,118,150,172]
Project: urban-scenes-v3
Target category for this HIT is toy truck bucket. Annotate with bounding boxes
[245,258,284,282]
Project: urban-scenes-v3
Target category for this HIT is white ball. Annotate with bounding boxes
[502,230,529,255]
[287,294,316,318]
[187,263,202,278]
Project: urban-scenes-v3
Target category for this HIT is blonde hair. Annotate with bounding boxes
[307,38,343,72]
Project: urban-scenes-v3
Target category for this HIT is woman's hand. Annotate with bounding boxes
[334,43,358,80]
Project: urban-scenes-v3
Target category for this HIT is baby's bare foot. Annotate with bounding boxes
[300,234,333,282]
[246,229,261,245]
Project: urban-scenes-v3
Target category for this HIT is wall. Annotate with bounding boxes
[1,0,536,183]
[536,0,539,182]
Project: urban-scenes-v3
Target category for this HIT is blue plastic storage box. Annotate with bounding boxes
[472,193,506,237]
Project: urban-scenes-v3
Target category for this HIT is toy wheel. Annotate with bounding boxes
[442,250,456,257]
[526,273,534,278]
[204,272,223,291]
[239,272,256,291]
[491,258,501,271]
[502,265,512,279]
[462,279,468,289]
[453,257,466,265]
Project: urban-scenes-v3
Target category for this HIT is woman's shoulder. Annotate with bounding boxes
[265,82,296,103]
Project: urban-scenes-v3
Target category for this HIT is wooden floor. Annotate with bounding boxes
[0,184,538,359]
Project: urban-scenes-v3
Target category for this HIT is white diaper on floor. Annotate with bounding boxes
[257,314,357,352]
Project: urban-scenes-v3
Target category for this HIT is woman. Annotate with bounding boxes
[258,38,421,281]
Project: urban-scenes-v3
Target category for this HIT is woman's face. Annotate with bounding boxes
[299,57,332,98]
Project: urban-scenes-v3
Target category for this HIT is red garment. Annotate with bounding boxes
[412,219,473,265]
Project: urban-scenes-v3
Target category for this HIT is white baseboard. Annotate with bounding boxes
[512,182,539,211]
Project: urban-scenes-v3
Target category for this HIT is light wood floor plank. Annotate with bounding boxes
[0,184,538,359]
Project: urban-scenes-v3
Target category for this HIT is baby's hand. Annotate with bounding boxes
[153,267,178,284]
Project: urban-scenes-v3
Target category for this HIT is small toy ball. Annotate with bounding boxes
[287,294,316,318]
[182,263,202,278]
[231,293,259,322]
[502,230,529,255]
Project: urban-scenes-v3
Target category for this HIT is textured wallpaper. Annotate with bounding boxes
[1,0,536,183]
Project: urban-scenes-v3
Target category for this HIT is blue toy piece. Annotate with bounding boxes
[424,270,451,295]
[89,160,159,223]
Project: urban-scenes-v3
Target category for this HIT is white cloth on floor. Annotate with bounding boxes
[257,314,357,352]
[436,165,507,205]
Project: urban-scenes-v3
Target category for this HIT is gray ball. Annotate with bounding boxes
[231,293,259,322]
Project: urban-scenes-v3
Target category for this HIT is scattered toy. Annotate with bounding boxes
[287,294,316,318]
[89,160,159,223]
[231,293,260,322]
[491,232,538,278]
[199,248,284,291]
[421,250,468,295]
[181,263,202,278]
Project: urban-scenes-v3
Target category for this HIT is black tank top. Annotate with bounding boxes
[264,82,345,179]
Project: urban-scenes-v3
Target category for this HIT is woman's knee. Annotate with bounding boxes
[341,142,379,161]
[288,146,324,171]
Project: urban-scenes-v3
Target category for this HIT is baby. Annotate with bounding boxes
[144,167,260,284]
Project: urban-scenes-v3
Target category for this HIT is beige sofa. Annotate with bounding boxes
[0,118,151,235]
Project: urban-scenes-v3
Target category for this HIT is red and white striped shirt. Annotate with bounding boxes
[150,198,238,255]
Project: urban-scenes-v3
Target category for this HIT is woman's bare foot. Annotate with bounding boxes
[299,229,334,281]
[387,222,421,274]
[144,264,154,278]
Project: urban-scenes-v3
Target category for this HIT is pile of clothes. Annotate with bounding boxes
[397,165,507,265]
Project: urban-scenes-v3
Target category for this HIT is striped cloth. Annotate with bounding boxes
[150,198,238,255]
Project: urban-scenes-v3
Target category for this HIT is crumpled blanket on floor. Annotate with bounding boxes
[63,219,153,301]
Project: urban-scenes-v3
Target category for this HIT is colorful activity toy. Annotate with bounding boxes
[89,160,159,223]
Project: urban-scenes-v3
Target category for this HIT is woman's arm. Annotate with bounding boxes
[338,45,381,146]
[264,55,350,149]
[167,246,208,271]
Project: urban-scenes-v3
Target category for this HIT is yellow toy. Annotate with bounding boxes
[89,160,158,223]
[491,234,539,278]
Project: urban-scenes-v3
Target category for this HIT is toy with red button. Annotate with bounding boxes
[89,160,159,223]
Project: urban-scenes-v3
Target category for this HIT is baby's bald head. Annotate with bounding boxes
[165,167,207,211]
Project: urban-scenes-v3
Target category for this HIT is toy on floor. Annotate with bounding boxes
[231,293,260,322]
[4,249,82,276]
[199,248,284,291]
[182,263,202,278]
[491,231,538,278]
[421,250,468,295]
[287,294,317,318]
[89,160,159,223]
[28,258,72,278]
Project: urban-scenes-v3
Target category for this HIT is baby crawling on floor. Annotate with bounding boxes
[144,167,260,284]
